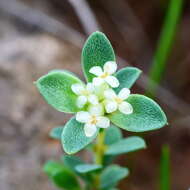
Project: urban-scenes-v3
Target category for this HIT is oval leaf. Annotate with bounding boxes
[82,31,115,82]
[43,161,80,190]
[62,156,92,181]
[104,125,122,145]
[100,165,129,189]
[62,155,84,171]
[52,170,80,190]
[62,117,98,154]
[43,160,63,176]
[109,94,167,132]
[114,67,142,93]
[75,164,102,173]
[36,70,83,113]
[104,126,123,166]
[50,126,63,140]
[106,136,146,156]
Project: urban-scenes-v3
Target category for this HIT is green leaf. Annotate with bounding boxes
[50,126,63,140]
[82,31,115,82]
[43,161,80,190]
[109,94,167,132]
[103,155,115,166]
[100,165,129,189]
[114,67,142,93]
[160,144,170,190]
[36,70,83,113]
[52,170,80,190]
[62,155,92,183]
[106,136,146,156]
[104,125,122,145]
[75,164,102,173]
[43,160,63,176]
[104,126,122,166]
[62,117,98,154]
[62,155,84,172]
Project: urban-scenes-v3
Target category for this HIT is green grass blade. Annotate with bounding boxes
[147,0,183,97]
[160,144,170,190]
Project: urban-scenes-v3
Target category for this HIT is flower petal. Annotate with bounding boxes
[105,100,118,113]
[76,111,91,123]
[118,88,130,100]
[89,66,103,76]
[86,82,95,92]
[71,83,85,95]
[105,76,119,88]
[88,104,104,116]
[103,61,117,74]
[88,94,99,105]
[77,96,87,108]
[118,101,133,115]
[104,88,116,99]
[92,77,104,86]
[84,123,97,137]
[96,116,110,128]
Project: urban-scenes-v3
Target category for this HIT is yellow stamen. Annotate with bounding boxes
[100,72,109,79]
[90,115,98,125]
[81,90,90,96]
[114,97,123,104]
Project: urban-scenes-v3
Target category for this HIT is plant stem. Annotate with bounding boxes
[95,129,106,165]
[91,129,106,190]
[146,0,183,97]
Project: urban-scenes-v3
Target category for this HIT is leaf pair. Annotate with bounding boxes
[51,125,146,157]
[44,156,129,190]
[44,156,101,190]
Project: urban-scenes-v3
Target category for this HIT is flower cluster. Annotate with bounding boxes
[71,61,133,137]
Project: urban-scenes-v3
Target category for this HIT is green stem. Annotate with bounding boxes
[91,129,106,190]
[95,129,106,165]
[146,0,183,97]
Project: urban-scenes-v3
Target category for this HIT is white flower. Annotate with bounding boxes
[89,61,119,88]
[76,104,110,137]
[71,83,98,108]
[104,88,133,115]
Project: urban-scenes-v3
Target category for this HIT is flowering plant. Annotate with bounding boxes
[36,32,167,190]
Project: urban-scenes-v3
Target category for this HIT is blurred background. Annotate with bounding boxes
[0,0,190,189]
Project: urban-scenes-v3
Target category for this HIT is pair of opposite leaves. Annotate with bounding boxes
[36,31,167,154]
